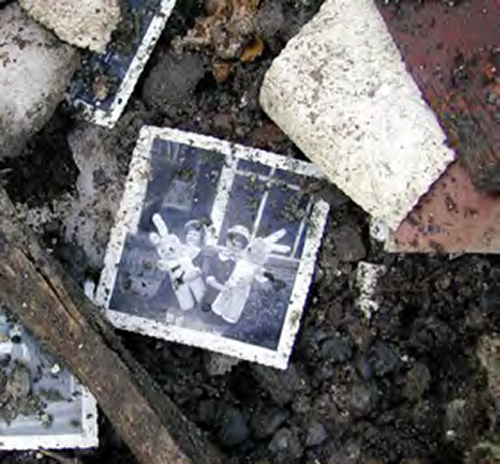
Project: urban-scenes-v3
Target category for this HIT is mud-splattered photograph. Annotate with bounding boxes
[97,127,329,368]
[68,0,176,127]
[0,309,97,450]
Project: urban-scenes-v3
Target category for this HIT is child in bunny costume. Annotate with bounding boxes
[150,214,206,311]
[208,229,291,324]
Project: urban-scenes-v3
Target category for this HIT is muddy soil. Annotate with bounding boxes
[0,0,499,463]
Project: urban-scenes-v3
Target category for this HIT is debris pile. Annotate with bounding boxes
[378,0,500,253]
[0,0,498,461]
[259,0,455,231]
[172,0,265,81]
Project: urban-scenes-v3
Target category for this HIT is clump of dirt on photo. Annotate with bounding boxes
[0,0,499,463]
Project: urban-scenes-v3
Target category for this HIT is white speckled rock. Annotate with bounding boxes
[259,0,455,230]
[355,261,386,320]
[204,353,241,376]
[0,4,78,159]
[19,0,121,53]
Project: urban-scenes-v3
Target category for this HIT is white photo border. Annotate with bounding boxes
[96,126,329,369]
[73,0,177,129]
[0,381,98,451]
[0,290,98,449]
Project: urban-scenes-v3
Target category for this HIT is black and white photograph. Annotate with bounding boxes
[97,127,329,368]
[0,309,97,450]
[68,0,176,128]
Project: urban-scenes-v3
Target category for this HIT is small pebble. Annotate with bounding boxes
[205,353,240,376]
[404,363,431,401]
[292,393,311,415]
[355,355,373,381]
[320,335,353,363]
[268,428,303,459]
[305,420,328,447]
[368,342,401,377]
[331,223,366,263]
[217,407,249,447]
[349,382,378,417]
[251,408,290,438]
[197,399,217,425]
[252,363,307,406]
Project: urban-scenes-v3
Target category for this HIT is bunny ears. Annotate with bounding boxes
[150,213,169,246]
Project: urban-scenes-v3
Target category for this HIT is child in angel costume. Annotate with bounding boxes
[200,224,250,312]
[207,228,291,324]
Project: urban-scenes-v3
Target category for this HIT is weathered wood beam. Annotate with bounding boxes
[0,187,224,464]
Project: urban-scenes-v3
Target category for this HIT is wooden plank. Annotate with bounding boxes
[0,188,224,464]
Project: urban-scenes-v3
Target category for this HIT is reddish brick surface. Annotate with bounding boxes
[377,0,500,253]
[387,162,500,253]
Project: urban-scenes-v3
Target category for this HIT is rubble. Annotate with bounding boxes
[0,187,223,462]
[331,223,366,263]
[251,364,308,406]
[0,309,98,450]
[477,335,500,412]
[19,0,121,53]
[259,0,455,231]
[142,51,207,116]
[0,4,78,159]
[68,0,176,128]
[355,262,386,320]
[172,0,259,60]
[172,0,264,80]
[377,0,500,254]
[65,123,127,268]
[0,0,497,459]
[378,1,500,195]
[204,353,240,376]
[387,162,500,253]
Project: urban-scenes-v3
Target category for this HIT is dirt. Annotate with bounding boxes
[0,0,499,463]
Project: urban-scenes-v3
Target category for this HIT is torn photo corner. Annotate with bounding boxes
[0,309,98,450]
[67,0,176,128]
[96,126,330,369]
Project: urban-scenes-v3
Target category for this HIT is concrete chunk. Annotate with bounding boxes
[0,4,78,159]
[355,262,386,320]
[259,0,455,230]
[19,0,121,53]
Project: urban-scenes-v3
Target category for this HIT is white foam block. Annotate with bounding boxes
[0,4,78,159]
[19,0,121,53]
[259,0,455,230]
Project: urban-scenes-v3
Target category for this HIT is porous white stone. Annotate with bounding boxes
[259,0,455,230]
[205,353,241,376]
[355,261,386,320]
[19,0,121,53]
[0,4,78,158]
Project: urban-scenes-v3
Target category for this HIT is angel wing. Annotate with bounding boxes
[263,228,287,244]
[262,228,291,255]
[270,243,291,254]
